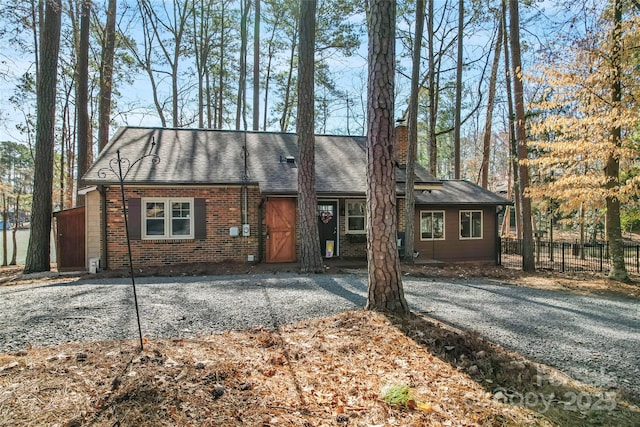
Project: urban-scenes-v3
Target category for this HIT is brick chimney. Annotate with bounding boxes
[395,122,409,166]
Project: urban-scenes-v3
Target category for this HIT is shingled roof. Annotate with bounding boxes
[82,127,510,205]
[82,127,436,195]
[414,180,512,206]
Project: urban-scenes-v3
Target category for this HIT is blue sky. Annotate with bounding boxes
[0,0,601,145]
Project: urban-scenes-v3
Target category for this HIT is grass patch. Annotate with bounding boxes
[381,384,413,407]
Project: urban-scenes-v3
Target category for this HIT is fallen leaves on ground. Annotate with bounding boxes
[0,311,549,426]
[2,310,638,426]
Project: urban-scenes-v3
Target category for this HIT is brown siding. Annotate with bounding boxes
[104,186,261,270]
[412,205,498,263]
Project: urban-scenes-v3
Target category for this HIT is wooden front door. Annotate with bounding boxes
[265,198,296,263]
[54,206,86,271]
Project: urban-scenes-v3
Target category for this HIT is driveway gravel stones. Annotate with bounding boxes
[1,272,638,400]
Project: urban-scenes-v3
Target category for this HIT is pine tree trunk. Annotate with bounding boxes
[427,0,437,176]
[76,0,91,205]
[236,0,249,130]
[2,193,7,267]
[453,0,463,179]
[403,0,425,264]
[9,191,21,265]
[25,0,62,274]
[508,0,535,272]
[263,40,274,131]
[253,0,260,131]
[502,0,521,238]
[279,20,299,133]
[366,0,409,315]
[606,0,629,282]
[98,0,116,151]
[194,1,214,128]
[297,0,323,273]
[217,1,225,129]
[481,11,503,189]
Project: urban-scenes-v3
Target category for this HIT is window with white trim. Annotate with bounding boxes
[142,198,194,239]
[459,210,482,239]
[345,200,366,234]
[420,211,445,240]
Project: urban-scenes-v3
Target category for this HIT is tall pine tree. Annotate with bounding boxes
[297,0,323,273]
[24,0,62,273]
[365,0,409,314]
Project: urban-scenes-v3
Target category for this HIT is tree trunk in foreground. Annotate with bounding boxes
[297,0,323,273]
[365,0,409,315]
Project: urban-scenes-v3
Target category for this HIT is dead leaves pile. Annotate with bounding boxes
[1,311,549,426]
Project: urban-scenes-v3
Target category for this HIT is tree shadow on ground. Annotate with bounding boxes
[387,312,640,427]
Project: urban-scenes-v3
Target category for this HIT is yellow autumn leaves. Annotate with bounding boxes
[525,13,640,212]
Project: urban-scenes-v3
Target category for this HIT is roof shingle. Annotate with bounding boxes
[82,127,509,205]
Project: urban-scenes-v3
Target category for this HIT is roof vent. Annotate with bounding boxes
[279,155,297,168]
[279,155,296,163]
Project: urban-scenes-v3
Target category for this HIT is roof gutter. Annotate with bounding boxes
[82,181,261,189]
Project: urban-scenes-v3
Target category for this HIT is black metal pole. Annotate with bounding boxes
[116,149,144,351]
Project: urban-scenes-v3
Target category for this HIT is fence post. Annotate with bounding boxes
[561,243,565,273]
[636,245,639,273]
[599,243,604,272]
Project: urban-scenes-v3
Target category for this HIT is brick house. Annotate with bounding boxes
[78,125,510,270]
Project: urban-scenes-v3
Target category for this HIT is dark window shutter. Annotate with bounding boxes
[194,198,206,239]
[128,198,141,240]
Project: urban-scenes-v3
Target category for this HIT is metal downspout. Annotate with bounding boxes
[496,206,503,266]
[258,198,265,262]
[99,185,108,270]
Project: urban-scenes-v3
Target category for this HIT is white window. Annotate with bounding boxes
[420,211,445,240]
[460,210,482,239]
[345,200,366,234]
[142,198,194,239]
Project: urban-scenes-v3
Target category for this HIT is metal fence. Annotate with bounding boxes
[500,238,640,274]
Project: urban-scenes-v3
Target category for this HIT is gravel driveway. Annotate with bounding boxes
[1,272,638,400]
